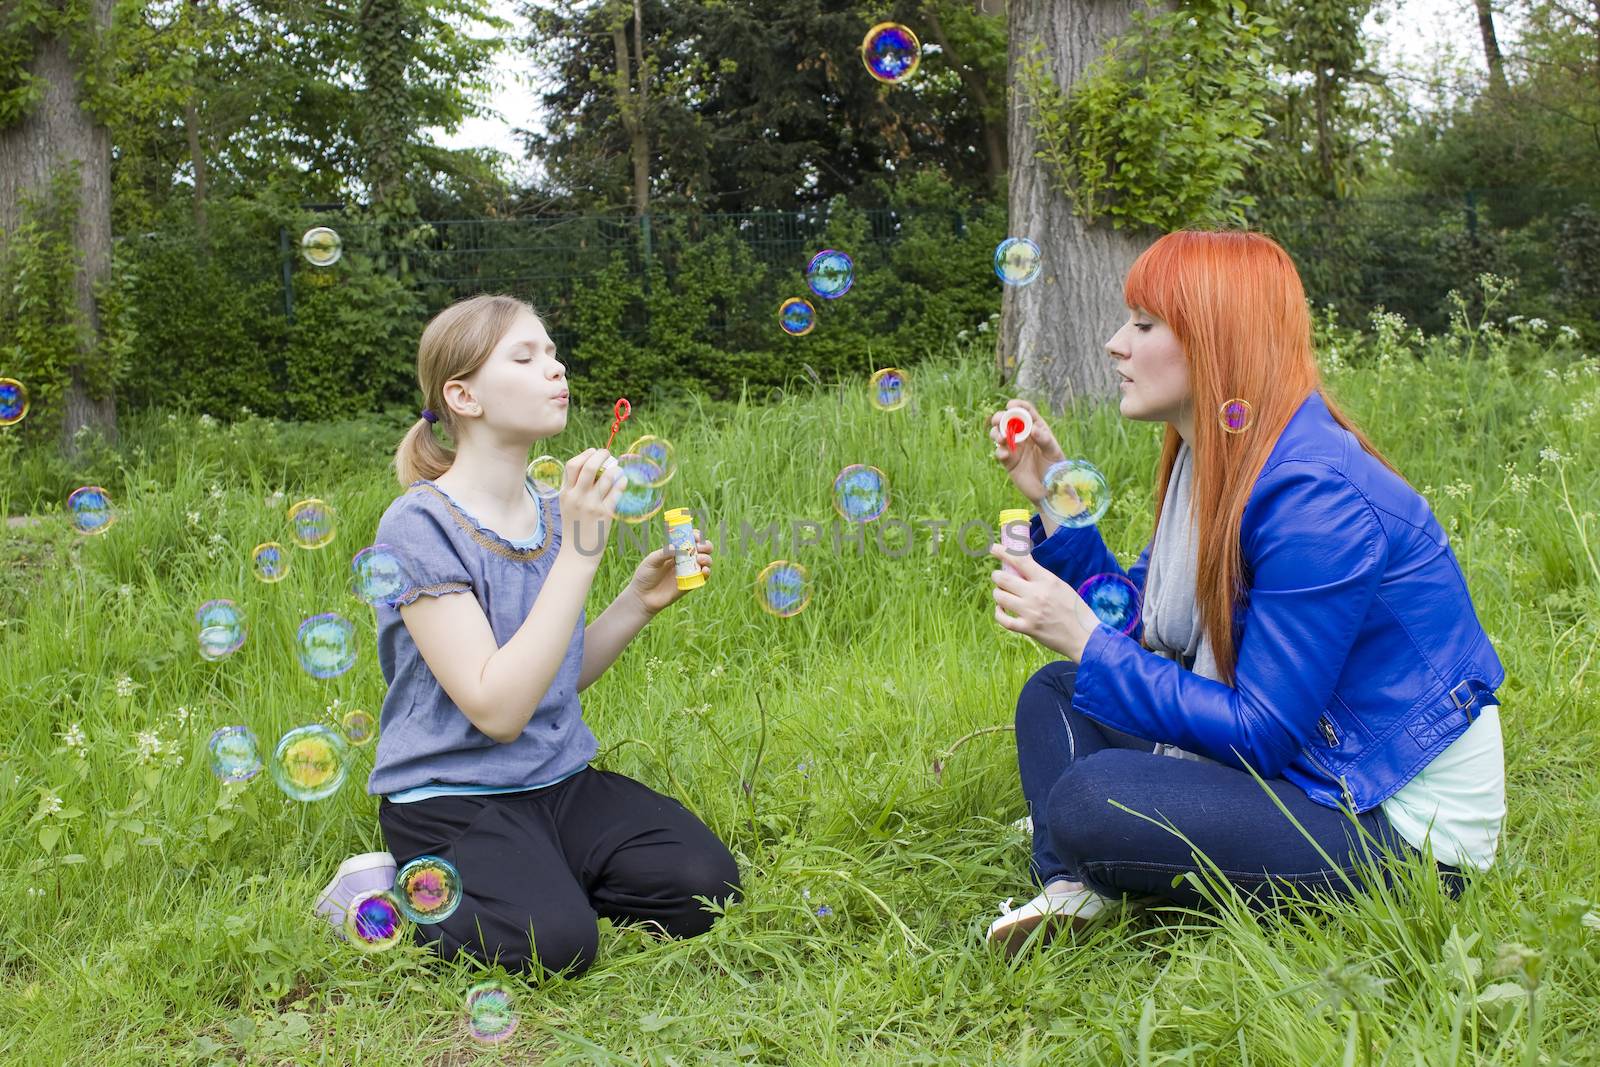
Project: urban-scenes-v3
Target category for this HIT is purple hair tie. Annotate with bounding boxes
[420,408,438,424]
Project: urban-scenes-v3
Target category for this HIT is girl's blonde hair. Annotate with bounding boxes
[394,294,538,486]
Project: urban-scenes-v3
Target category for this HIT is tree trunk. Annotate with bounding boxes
[1472,0,1510,95]
[0,0,117,450]
[186,0,209,243]
[612,0,649,216]
[1001,0,1154,409]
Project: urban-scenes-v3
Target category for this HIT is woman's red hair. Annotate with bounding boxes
[1125,231,1403,685]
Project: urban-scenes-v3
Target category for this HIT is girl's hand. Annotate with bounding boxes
[628,529,714,616]
[558,449,626,566]
[988,398,1067,504]
[989,542,1100,661]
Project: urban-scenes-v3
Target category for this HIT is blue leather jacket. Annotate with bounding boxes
[1029,390,1504,812]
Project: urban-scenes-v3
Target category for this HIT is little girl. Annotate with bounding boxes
[354,293,739,976]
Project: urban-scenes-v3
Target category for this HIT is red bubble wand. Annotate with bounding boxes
[1004,414,1025,454]
[605,398,631,451]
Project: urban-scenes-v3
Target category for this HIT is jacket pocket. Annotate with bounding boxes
[1310,691,1373,768]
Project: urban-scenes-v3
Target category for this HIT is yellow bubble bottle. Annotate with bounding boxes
[664,508,705,591]
[998,508,1031,573]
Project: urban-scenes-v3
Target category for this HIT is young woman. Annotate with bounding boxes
[353,294,739,975]
[983,230,1505,955]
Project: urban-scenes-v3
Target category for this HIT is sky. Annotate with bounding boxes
[432,0,1494,174]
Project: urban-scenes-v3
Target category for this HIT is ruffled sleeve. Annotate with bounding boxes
[373,492,473,608]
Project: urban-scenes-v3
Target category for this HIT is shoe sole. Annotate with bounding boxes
[988,910,1094,958]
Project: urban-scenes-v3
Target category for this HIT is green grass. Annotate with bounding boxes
[2,315,1598,1064]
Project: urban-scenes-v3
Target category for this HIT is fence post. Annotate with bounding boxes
[278,225,295,323]
[1465,190,1479,248]
[639,212,653,295]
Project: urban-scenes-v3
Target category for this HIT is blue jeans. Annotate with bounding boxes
[1014,661,1464,907]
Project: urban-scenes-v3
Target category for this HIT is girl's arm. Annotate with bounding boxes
[577,589,653,692]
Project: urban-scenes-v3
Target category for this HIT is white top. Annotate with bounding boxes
[1380,704,1504,871]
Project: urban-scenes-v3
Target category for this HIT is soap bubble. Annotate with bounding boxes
[350,544,409,606]
[67,486,115,535]
[296,613,357,678]
[833,464,889,523]
[300,227,343,267]
[861,22,921,84]
[626,436,677,487]
[195,599,246,661]
[395,855,463,924]
[806,249,854,299]
[208,725,263,784]
[869,368,908,411]
[1041,459,1110,528]
[341,708,376,746]
[757,561,810,618]
[994,238,1043,286]
[288,498,337,549]
[344,890,405,951]
[1076,573,1142,636]
[1219,398,1254,434]
[270,724,349,801]
[615,453,666,524]
[465,981,518,1044]
[527,454,565,499]
[0,378,29,425]
[252,542,289,583]
[779,297,816,337]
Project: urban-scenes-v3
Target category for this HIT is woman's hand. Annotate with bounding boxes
[628,528,714,616]
[989,542,1101,661]
[558,449,626,565]
[988,398,1067,504]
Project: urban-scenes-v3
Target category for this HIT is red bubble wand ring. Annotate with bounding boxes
[605,398,631,451]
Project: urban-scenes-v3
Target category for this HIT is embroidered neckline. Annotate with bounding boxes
[408,481,555,564]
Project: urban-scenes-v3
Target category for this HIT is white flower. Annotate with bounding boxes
[976,322,989,333]
[58,723,87,752]
[208,484,224,501]
[172,706,189,727]
[40,790,63,817]
[265,491,286,509]
[186,511,201,527]
[1539,447,1566,467]
[133,730,165,764]
[1558,325,1580,342]
[1528,317,1548,333]
[117,584,134,599]
[708,664,725,679]
[166,413,178,425]
[197,413,217,429]
[114,675,137,699]
[1507,315,1524,325]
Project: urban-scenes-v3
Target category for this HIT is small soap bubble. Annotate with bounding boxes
[779,297,816,337]
[67,486,115,535]
[615,453,666,523]
[195,599,246,661]
[270,724,349,801]
[341,708,376,746]
[806,250,854,299]
[861,22,921,84]
[1076,573,1142,636]
[208,725,263,784]
[0,378,29,425]
[288,498,337,549]
[833,464,889,523]
[300,227,343,267]
[395,855,463,924]
[1041,459,1111,528]
[994,238,1043,286]
[626,435,677,487]
[526,454,564,499]
[869,368,908,411]
[757,560,811,618]
[296,612,357,678]
[465,981,518,1044]
[252,542,289,583]
[350,544,409,606]
[344,890,405,951]
[1219,398,1254,434]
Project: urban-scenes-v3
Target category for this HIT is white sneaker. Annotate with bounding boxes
[314,851,397,936]
[1010,815,1034,836]
[985,879,1117,957]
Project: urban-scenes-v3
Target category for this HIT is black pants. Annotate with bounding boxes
[378,768,740,976]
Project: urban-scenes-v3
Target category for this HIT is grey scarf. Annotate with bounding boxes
[1139,441,1219,761]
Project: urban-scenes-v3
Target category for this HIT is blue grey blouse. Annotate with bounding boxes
[366,479,597,798]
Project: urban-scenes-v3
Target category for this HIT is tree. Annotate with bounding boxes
[1000,0,1171,407]
[0,0,118,448]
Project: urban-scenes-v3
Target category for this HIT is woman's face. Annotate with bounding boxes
[446,309,569,442]
[1105,307,1193,437]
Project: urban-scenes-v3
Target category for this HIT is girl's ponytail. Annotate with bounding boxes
[394,417,456,486]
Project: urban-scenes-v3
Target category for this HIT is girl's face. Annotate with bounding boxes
[1105,307,1193,437]
[446,309,569,442]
